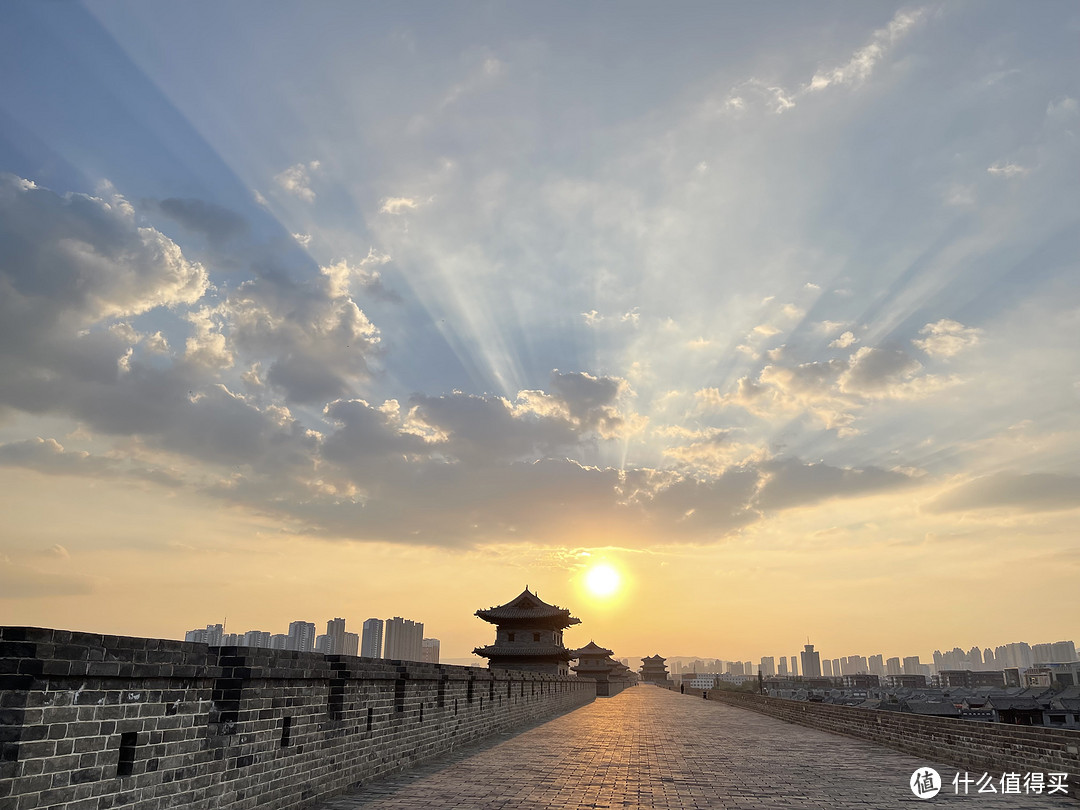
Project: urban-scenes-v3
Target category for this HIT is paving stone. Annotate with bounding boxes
[316,686,1076,809]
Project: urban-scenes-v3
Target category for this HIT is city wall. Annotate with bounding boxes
[684,688,1080,778]
[0,626,596,810]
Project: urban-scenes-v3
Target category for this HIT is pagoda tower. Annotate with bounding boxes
[571,641,616,695]
[639,654,673,688]
[473,587,581,675]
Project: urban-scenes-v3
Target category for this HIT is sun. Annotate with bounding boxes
[584,563,621,598]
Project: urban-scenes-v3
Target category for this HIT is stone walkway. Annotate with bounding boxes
[317,686,1075,809]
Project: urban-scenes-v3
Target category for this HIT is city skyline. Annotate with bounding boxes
[179,606,1074,670]
[1,3,1078,660]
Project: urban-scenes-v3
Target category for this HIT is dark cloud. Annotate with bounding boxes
[0,175,212,427]
[323,399,431,469]
[222,278,381,403]
[152,197,248,246]
[926,472,1080,514]
[841,346,922,394]
[407,391,577,464]
[756,458,916,510]
[549,370,624,428]
[0,175,207,329]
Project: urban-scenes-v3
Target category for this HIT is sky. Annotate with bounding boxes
[1,1,1078,666]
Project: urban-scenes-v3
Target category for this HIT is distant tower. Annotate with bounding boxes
[384,617,424,661]
[639,654,674,688]
[572,641,616,695]
[325,618,346,655]
[472,587,580,675]
[287,621,316,653]
[800,643,822,678]
[361,618,384,658]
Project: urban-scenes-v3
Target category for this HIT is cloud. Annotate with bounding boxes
[662,429,766,473]
[926,473,1080,514]
[987,162,1029,178]
[0,175,210,419]
[213,269,382,403]
[912,319,981,358]
[703,342,949,434]
[380,196,420,214]
[756,458,917,510]
[0,437,115,476]
[807,7,927,92]
[320,249,398,301]
[840,346,924,396]
[152,197,248,246]
[399,371,636,465]
[830,331,857,349]
[185,306,234,369]
[726,80,798,115]
[274,161,320,202]
[1046,97,1078,120]
[0,174,208,326]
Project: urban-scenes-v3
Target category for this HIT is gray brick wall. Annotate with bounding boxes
[0,627,596,809]
[686,688,1080,778]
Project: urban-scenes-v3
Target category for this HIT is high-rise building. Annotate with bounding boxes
[243,630,271,648]
[886,657,901,676]
[778,657,788,677]
[270,634,289,650]
[361,618,384,658]
[325,618,347,655]
[1051,641,1078,662]
[789,656,799,677]
[869,654,885,676]
[184,624,224,646]
[902,656,921,676]
[343,632,359,656]
[421,638,440,664]
[800,644,821,678]
[823,659,833,677]
[384,617,424,661]
[759,656,775,677]
[288,621,316,652]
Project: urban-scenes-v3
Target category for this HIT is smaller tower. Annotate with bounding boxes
[572,641,616,695]
[639,654,674,688]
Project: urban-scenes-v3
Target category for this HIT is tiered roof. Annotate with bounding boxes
[472,643,574,661]
[572,641,614,658]
[475,588,581,629]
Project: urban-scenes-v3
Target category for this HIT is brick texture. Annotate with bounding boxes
[0,626,595,810]
[690,687,1080,778]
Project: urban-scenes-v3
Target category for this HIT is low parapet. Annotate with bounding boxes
[0,625,595,809]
